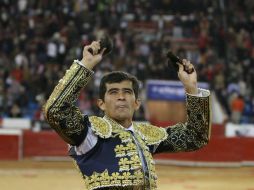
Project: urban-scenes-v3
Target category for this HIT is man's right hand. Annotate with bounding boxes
[80,41,105,70]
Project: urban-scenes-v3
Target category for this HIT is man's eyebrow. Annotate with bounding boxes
[107,88,119,92]
[122,88,133,91]
[107,88,133,92]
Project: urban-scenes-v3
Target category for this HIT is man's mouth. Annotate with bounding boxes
[116,105,128,109]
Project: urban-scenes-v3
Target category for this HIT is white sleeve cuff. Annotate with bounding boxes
[187,88,210,97]
[74,60,94,73]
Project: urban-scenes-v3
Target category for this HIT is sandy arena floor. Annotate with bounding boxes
[0,160,253,190]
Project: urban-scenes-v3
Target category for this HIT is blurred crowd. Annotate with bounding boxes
[0,0,254,124]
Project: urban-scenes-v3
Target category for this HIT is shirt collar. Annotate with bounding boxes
[126,123,134,132]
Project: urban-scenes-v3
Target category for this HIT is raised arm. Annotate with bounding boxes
[154,59,211,153]
[43,41,104,146]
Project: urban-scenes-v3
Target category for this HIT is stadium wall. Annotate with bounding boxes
[0,125,254,166]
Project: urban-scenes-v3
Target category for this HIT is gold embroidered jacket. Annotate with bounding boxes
[43,61,211,190]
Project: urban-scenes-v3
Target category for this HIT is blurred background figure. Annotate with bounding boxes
[1,0,254,124]
[230,94,245,124]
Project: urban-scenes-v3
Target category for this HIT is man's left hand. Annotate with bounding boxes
[177,59,198,95]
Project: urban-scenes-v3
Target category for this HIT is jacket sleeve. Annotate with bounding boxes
[43,61,93,146]
[154,89,211,154]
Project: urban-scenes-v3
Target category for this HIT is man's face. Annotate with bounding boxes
[97,80,140,122]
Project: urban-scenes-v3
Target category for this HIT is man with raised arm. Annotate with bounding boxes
[44,41,211,190]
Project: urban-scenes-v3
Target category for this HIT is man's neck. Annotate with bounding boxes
[116,119,132,128]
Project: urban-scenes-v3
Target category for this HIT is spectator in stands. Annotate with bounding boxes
[0,0,254,123]
[9,104,22,118]
[230,94,245,123]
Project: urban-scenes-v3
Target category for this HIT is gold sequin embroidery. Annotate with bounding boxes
[89,116,112,138]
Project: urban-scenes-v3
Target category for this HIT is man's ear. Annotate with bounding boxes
[97,99,105,111]
[134,98,141,111]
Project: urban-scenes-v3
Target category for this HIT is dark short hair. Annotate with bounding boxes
[99,71,139,100]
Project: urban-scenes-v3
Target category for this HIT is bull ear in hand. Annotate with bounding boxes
[88,36,113,56]
[166,51,194,74]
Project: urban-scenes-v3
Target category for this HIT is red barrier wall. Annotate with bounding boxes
[0,125,253,163]
[23,131,67,157]
[154,137,254,162]
[0,135,20,160]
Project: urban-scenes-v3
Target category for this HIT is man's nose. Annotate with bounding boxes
[117,92,125,100]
